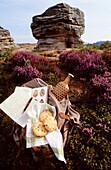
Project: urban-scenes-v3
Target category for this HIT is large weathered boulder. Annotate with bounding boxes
[0,26,18,52]
[31,3,85,51]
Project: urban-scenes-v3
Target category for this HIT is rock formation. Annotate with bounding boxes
[0,26,18,51]
[31,3,85,51]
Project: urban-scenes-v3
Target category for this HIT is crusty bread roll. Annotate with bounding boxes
[39,110,52,123]
[32,122,48,137]
[44,116,57,132]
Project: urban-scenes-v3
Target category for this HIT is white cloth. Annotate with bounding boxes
[46,129,66,163]
[26,102,66,163]
[0,86,48,127]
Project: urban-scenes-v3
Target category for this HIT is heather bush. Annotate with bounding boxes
[14,65,43,83]
[1,49,111,169]
[59,50,107,80]
[91,71,111,103]
[12,51,50,70]
[10,51,51,84]
[102,50,111,71]
[59,49,111,104]
[66,104,111,170]
[12,51,40,66]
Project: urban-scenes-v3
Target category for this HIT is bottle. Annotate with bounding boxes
[52,73,74,101]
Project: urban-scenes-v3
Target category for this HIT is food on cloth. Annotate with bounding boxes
[32,122,48,137]
[39,110,52,123]
[33,90,38,97]
[40,89,45,96]
[44,116,57,132]
[32,110,57,137]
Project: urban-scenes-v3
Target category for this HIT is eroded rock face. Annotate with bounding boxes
[31,3,85,51]
[0,26,18,51]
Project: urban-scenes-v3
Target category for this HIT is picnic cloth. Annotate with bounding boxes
[26,101,66,163]
[45,129,66,163]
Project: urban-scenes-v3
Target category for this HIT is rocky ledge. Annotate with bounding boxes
[31,3,85,51]
[0,26,18,52]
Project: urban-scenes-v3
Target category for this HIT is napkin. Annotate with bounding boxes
[26,102,66,163]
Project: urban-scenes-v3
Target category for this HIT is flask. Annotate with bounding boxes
[52,73,74,101]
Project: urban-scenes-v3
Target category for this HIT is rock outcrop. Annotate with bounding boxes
[31,3,85,51]
[0,26,18,51]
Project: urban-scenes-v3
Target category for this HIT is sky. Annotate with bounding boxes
[0,0,111,44]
